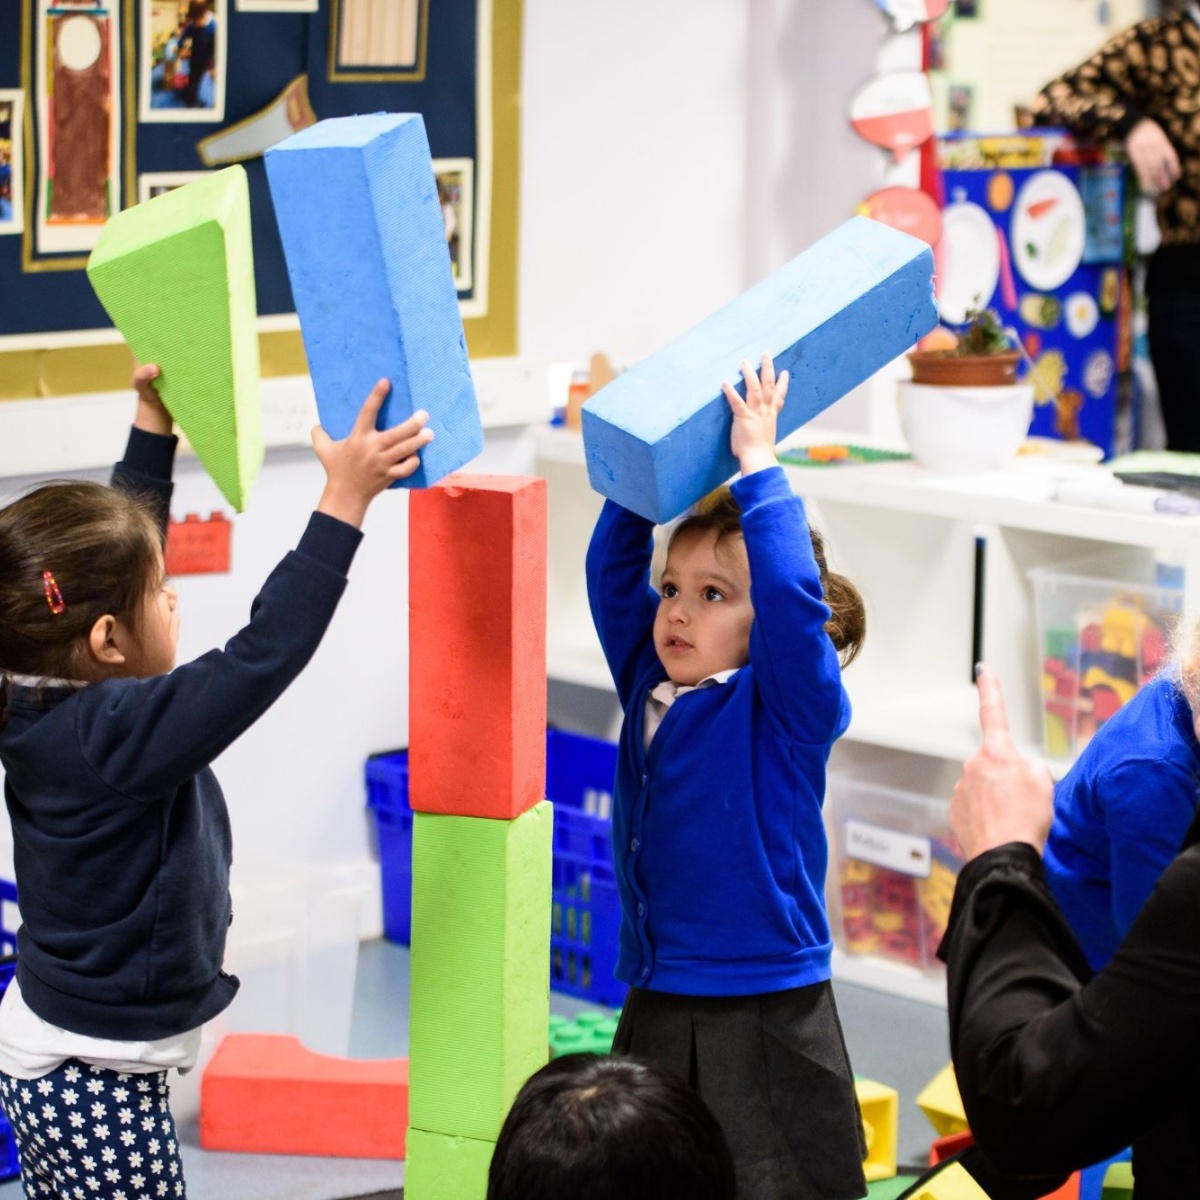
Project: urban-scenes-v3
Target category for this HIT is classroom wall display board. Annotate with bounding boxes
[0,0,520,401]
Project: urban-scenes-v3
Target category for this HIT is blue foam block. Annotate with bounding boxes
[581,216,937,523]
[264,113,483,488]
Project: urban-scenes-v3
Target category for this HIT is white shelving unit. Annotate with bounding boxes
[536,424,1200,1003]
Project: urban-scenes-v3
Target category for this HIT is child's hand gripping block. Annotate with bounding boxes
[86,166,262,512]
[264,113,483,488]
[581,216,937,523]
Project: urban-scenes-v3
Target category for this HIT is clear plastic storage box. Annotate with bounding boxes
[825,752,963,979]
[1031,552,1183,761]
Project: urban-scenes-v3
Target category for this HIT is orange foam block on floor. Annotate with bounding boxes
[408,475,547,818]
[200,1034,408,1159]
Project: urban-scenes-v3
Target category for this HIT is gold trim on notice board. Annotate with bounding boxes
[1,0,520,399]
[326,0,429,83]
[19,0,138,274]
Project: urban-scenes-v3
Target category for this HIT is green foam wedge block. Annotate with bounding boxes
[409,802,552,1142]
[86,166,263,511]
[1101,1162,1134,1199]
[405,1128,496,1200]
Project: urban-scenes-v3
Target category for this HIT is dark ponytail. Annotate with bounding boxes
[810,526,865,668]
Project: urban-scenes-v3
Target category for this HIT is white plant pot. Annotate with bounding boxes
[898,380,1035,473]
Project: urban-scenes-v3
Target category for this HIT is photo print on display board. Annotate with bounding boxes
[328,0,427,80]
[0,89,26,236]
[34,0,122,259]
[137,170,211,204]
[139,0,227,123]
[235,0,317,10]
[434,157,474,293]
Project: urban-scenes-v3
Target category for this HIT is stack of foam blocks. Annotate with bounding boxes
[404,474,551,1196]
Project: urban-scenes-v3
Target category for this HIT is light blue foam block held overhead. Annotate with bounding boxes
[264,113,482,488]
[581,216,938,523]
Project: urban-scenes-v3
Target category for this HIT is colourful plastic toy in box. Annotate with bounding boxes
[838,838,961,974]
[1032,564,1180,760]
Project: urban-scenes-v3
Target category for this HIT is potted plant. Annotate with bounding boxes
[906,305,1022,387]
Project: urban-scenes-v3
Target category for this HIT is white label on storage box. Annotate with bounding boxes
[845,819,932,878]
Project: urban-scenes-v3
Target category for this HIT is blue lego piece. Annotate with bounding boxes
[264,113,483,489]
[581,216,937,523]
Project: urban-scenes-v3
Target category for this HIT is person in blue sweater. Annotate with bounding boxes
[0,362,432,1199]
[1044,656,1200,974]
[586,355,868,1200]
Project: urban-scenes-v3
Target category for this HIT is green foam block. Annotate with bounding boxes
[1101,1162,1134,1199]
[405,1127,495,1200]
[86,166,263,511]
[409,802,552,1142]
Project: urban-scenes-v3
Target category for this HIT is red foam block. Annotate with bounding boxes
[200,1033,408,1159]
[408,474,547,818]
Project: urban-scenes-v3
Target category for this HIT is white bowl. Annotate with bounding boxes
[898,380,1035,473]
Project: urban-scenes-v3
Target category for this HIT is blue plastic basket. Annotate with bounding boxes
[546,729,623,1007]
[364,750,414,945]
[364,731,624,1005]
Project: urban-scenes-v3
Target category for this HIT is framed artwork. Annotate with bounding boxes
[137,169,209,203]
[236,0,316,9]
[328,0,427,81]
[434,157,475,297]
[139,0,227,123]
[0,90,26,237]
[34,0,122,257]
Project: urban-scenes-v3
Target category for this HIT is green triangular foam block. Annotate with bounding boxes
[87,166,262,511]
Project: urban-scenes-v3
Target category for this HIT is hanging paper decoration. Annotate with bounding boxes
[849,70,935,164]
[873,0,950,32]
[858,187,943,246]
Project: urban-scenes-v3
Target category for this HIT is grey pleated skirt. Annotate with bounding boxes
[612,981,868,1200]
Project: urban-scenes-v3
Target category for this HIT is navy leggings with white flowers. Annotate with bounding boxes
[0,1060,185,1199]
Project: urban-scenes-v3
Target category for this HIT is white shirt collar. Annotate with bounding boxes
[649,668,741,708]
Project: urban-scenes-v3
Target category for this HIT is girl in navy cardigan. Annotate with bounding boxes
[586,356,868,1200]
[0,363,431,1199]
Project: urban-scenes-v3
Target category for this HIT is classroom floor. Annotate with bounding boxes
[0,940,952,1200]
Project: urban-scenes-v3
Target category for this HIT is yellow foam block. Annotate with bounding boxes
[87,166,262,511]
[916,1063,968,1137]
[908,1162,990,1199]
[855,1077,898,1182]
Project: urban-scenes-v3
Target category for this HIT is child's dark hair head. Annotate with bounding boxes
[669,485,865,667]
[0,482,162,718]
[487,1053,738,1200]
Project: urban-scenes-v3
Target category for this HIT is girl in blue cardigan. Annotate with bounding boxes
[0,363,431,1200]
[586,356,868,1200]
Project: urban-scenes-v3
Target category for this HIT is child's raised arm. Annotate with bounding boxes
[312,378,434,528]
[720,354,788,478]
[131,362,172,437]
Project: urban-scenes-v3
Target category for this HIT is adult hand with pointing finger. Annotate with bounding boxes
[951,664,1054,860]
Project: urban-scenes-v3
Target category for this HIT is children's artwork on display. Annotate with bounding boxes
[329,0,426,80]
[849,71,935,164]
[947,83,974,133]
[953,0,979,16]
[34,1,122,258]
[0,90,26,236]
[196,75,317,166]
[137,170,210,204]
[434,157,474,295]
[139,0,227,123]
[857,186,943,247]
[235,0,316,10]
[873,0,950,32]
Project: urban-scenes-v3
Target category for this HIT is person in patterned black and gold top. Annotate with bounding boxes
[1033,2,1200,453]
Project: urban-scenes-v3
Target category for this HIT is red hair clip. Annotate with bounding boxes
[42,571,65,615]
